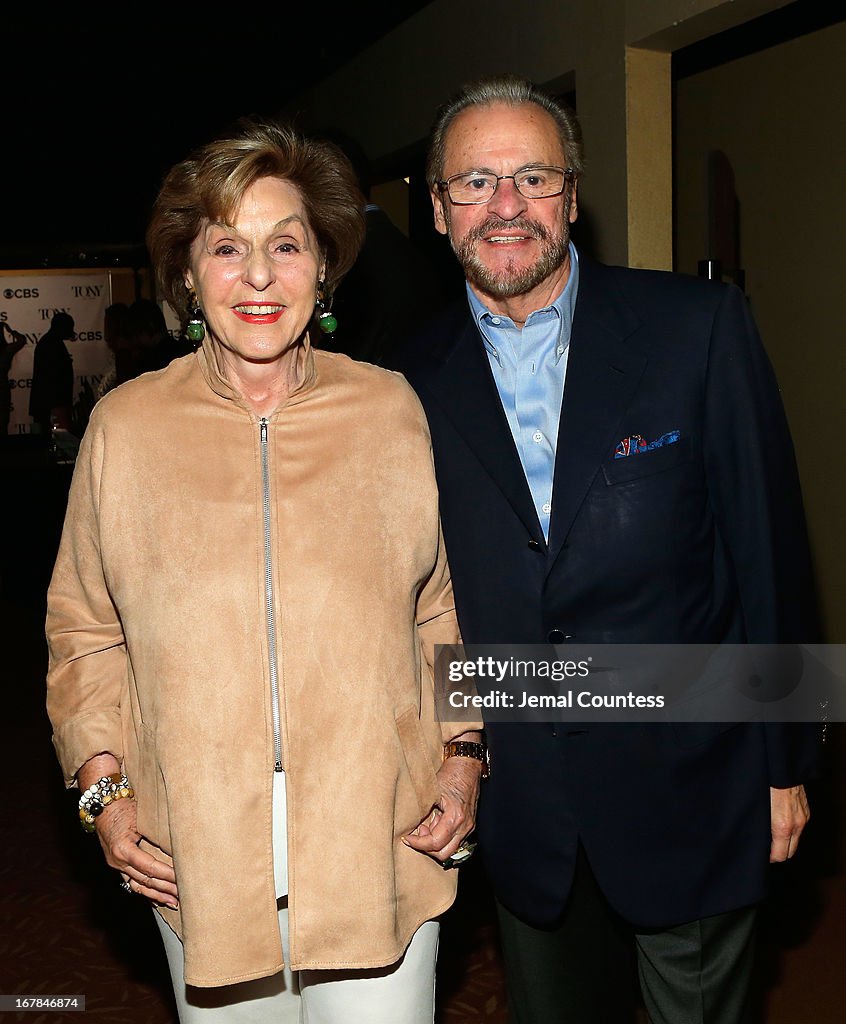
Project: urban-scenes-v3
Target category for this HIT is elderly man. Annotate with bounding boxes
[393,75,820,1024]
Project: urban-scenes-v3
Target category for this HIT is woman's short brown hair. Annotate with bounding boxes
[147,118,366,328]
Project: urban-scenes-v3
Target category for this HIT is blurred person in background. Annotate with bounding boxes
[29,311,74,436]
[0,319,27,436]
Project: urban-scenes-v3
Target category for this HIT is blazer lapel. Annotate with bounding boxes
[547,263,647,565]
[422,310,543,541]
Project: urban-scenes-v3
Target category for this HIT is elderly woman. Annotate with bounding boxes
[45,119,485,1023]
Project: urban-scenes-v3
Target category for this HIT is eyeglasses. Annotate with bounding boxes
[437,166,575,205]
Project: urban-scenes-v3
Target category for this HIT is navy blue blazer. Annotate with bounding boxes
[393,257,821,929]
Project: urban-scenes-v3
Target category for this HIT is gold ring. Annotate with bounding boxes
[443,839,477,869]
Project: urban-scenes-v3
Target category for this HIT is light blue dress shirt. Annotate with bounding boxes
[466,242,579,540]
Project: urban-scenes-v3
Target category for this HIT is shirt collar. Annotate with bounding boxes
[466,241,579,365]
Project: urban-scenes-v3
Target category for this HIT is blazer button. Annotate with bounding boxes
[548,629,572,643]
[528,539,543,552]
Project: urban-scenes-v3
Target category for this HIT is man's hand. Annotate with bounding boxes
[770,784,810,862]
[403,755,482,863]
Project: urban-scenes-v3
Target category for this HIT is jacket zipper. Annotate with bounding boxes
[260,417,284,772]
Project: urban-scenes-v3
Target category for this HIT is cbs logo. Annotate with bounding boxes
[3,288,40,299]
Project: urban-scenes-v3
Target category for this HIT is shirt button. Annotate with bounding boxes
[533,431,543,443]
[542,502,551,514]
[491,317,501,325]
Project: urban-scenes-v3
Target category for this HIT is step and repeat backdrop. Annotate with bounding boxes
[1,270,113,436]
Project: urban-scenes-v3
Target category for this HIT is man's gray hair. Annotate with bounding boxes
[426,74,585,188]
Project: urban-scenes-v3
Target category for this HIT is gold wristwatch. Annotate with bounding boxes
[443,739,490,778]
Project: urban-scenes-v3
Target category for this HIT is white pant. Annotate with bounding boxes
[155,775,439,1022]
[155,910,439,1024]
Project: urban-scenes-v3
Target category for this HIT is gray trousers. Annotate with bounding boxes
[496,850,757,1024]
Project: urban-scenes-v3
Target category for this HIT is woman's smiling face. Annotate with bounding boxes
[187,176,324,373]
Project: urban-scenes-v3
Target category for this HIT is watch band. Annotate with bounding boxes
[443,740,490,778]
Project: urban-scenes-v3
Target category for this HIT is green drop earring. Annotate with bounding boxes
[316,281,337,335]
[186,291,206,345]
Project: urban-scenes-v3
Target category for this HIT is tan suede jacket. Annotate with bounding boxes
[46,339,479,986]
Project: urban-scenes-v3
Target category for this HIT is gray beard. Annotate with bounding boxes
[450,215,570,300]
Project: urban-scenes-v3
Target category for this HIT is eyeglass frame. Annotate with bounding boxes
[435,165,577,205]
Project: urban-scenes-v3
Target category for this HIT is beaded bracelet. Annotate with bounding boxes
[78,773,134,834]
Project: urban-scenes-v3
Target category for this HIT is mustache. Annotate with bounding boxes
[462,216,553,245]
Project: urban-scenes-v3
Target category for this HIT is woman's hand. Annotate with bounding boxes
[96,796,180,908]
[403,754,482,864]
[78,754,179,908]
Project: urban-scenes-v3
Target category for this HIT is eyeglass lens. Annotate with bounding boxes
[447,167,568,203]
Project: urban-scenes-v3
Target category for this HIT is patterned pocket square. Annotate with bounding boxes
[614,430,680,459]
